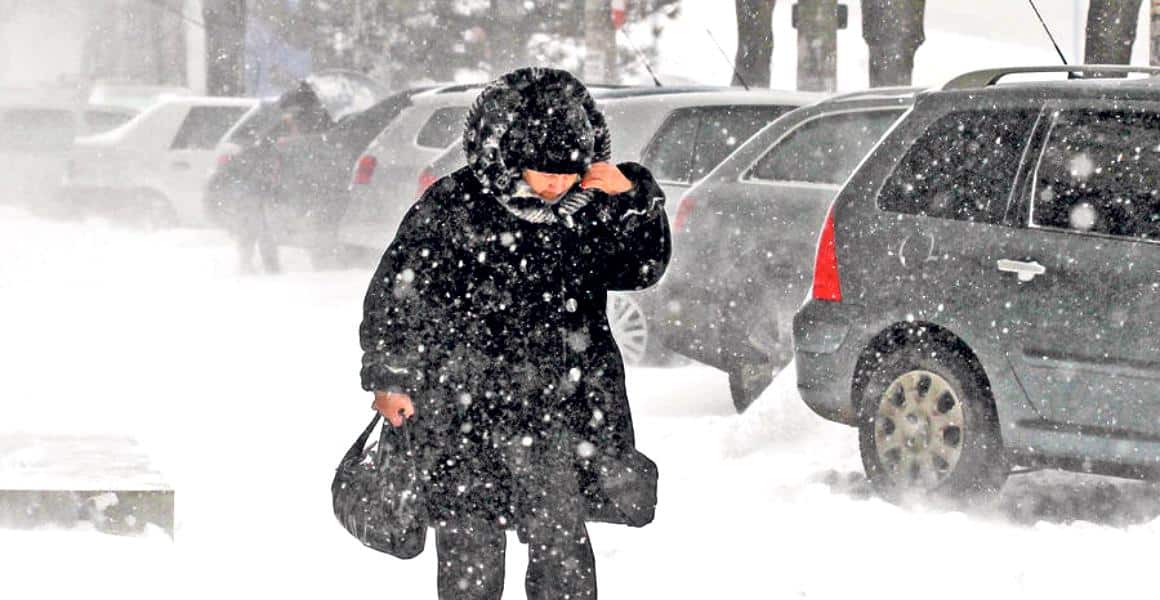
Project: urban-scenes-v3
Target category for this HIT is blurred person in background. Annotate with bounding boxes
[359,67,670,599]
[224,81,334,274]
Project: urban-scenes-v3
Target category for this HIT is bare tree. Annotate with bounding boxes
[585,0,617,83]
[733,0,775,87]
[203,0,246,96]
[490,0,532,75]
[795,0,839,91]
[1085,0,1143,66]
[862,0,925,87]
[1151,0,1160,66]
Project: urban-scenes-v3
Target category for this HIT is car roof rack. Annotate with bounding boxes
[824,86,922,103]
[942,65,1160,90]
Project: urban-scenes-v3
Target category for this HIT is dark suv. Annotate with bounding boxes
[793,66,1160,500]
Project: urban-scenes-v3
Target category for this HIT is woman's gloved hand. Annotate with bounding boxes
[581,162,634,195]
[373,390,415,427]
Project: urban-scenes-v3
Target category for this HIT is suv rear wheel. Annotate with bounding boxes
[857,340,1007,503]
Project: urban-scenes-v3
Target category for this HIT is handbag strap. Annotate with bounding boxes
[376,419,423,490]
[342,413,382,465]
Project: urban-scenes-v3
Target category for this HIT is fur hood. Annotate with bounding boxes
[462,68,612,224]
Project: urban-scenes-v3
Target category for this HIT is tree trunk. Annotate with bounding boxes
[490,0,527,76]
[733,0,774,88]
[203,0,247,96]
[1085,0,1143,68]
[1151,0,1160,66]
[584,0,617,84]
[862,0,925,87]
[795,0,838,91]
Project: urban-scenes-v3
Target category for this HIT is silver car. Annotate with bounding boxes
[338,84,493,251]
[657,88,919,410]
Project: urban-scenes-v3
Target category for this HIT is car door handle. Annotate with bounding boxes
[997,259,1046,282]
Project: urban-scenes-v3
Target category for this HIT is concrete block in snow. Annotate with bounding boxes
[0,434,173,536]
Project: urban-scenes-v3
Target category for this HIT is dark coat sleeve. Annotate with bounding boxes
[358,191,457,394]
[579,162,671,291]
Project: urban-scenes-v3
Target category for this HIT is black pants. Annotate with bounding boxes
[434,436,597,600]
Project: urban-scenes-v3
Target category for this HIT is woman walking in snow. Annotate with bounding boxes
[358,67,670,599]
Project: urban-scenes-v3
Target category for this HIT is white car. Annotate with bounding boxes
[87,80,195,112]
[62,96,257,225]
[0,98,137,209]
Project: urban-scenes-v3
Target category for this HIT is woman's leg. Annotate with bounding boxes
[435,518,506,600]
[256,204,282,274]
[235,231,257,274]
[506,436,597,600]
[524,516,596,600]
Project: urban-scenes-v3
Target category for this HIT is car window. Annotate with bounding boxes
[748,110,901,186]
[0,108,76,152]
[878,108,1039,224]
[641,109,700,183]
[1033,109,1160,241]
[171,106,250,150]
[416,107,469,149]
[691,105,794,180]
[331,94,413,152]
[83,109,134,134]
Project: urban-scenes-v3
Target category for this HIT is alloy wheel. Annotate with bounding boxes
[873,370,966,491]
[607,294,648,366]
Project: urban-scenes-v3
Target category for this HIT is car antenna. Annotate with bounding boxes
[618,29,664,87]
[1027,0,1070,66]
[704,26,751,90]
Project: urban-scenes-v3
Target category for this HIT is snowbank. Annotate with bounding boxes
[4,208,1160,599]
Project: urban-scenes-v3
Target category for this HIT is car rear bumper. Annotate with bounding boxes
[793,299,863,426]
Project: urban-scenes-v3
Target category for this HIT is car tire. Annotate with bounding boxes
[857,339,1008,504]
[728,362,775,414]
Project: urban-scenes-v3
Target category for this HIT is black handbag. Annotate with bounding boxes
[581,447,658,528]
[331,414,427,558]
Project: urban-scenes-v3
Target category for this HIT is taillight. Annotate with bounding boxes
[353,155,378,185]
[812,206,842,302]
[416,167,437,197]
[673,195,697,231]
[216,153,232,168]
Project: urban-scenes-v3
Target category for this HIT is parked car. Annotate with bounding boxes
[0,87,137,210]
[61,95,257,225]
[0,101,81,208]
[204,87,436,267]
[657,88,917,411]
[213,100,282,159]
[793,65,1160,501]
[352,86,820,365]
[80,104,140,134]
[87,79,194,111]
[338,84,501,250]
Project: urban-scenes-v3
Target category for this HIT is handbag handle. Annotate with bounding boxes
[341,413,382,466]
[375,417,422,492]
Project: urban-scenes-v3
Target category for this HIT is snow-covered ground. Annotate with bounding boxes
[4,206,1160,599]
